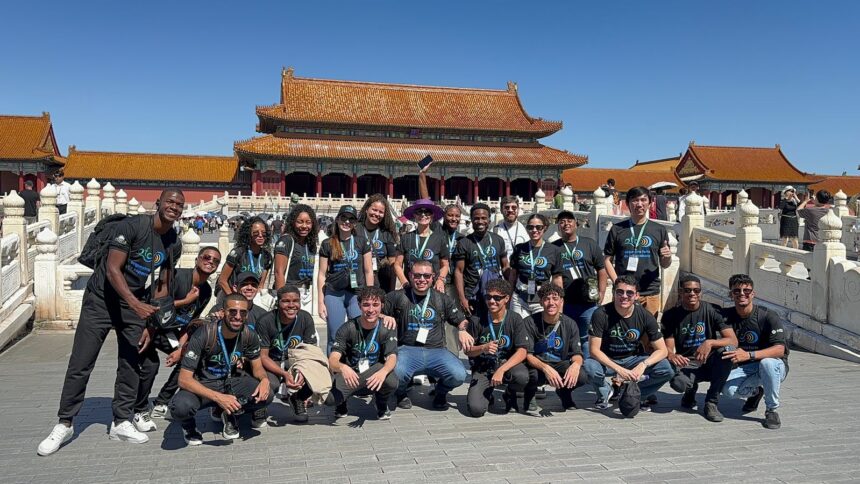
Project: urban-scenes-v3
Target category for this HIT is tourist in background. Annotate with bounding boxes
[53,169,71,215]
[20,179,40,225]
[508,213,562,318]
[777,186,800,249]
[273,204,319,313]
[218,216,272,299]
[797,189,833,251]
[357,194,399,292]
[394,198,449,293]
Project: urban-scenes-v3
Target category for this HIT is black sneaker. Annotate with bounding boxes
[703,402,724,422]
[681,383,699,409]
[396,396,412,409]
[609,382,622,402]
[221,413,239,440]
[432,392,448,410]
[251,408,268,429]
[645,394,658,406]
[764,409,781,429]
[535,386,547,400]
[335,402,349,418]
[502,391,518,413]
[377,407,392,420]
[290,394,309,422]
[742,387,764,413]
[183,427,203,446]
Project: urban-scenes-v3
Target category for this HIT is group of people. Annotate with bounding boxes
[37,177,789,456]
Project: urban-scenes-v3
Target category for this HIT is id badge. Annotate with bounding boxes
[166,333,180,349]
[527,279,536,295]
[350,272,358,288]
[626,256,639,272]
[358,358,370,373]
[372,257,378,271]
[416,327,430,344]
[569,267,580,281]
[477,267,484,278]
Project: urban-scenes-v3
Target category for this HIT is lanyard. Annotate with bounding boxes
[528,241,545,279]
[487,312,507,344]
[345,236,356,272]
[409,289,432,327]
[629,219,649,249]
[247,249,263,274]
[500,222,520,250]
[217,324,240,374]
[474,233,492,269]
[275,313,298,356]
[447,230,458,256]
[540,318,561,347]
[414,231,432,261]
[361,320,380,358]
[362,226,381,257]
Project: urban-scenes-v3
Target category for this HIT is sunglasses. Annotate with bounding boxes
[503,205,518,211]
[682,287,702,294]
[412,273,434,280]
[200,255,221,264]
[731,288,753,296]
[226,309,249,317]
[614,289,636,298]
[485,294,507,302]
[338,218,356,225]
[251,231,267,237]
[414,208,433,216]
[526,225,545,231]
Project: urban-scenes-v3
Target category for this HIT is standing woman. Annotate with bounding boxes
[273,204,319,313]
[217,215,272,298]
[318,205,374,353]
[394,199,449,293]
[508,214,563,318]
[357,194,399,292]
[778,186,800,249]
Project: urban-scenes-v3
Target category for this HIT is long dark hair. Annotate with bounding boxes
[359,193,399,244]
[235,216,272,252]
[327,220,356,262]
[284,204,318,253]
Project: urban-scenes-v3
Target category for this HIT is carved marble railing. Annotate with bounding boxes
[748,243,812,315]
[0,234,21,303]
[81,207,98,245]
[57,212,79,263]
[26,221,50,281]
[692,227,736,284]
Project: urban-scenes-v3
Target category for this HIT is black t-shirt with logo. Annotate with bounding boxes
[332,317,398,370]
[554,236,604,304]
[88,214,182,300]
[442,228,463,284]
[603,219,669,296]
[510,241,562,287]
[453,232,506,298]
[171,268,213,329]
[319,234,371,291]
[383,288,465,349]
[723,305,789,362]
[357,225,397,263]
[255,309,318,362]
[468,311,530,371]
[523,312,581,363]
[590,303,663,359]
[397,230,449,276]
[224,245,273,288]
[661,303,729,357]
[180,322,261,382]
[273,234,316,286]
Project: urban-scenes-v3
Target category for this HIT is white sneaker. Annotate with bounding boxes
[150,404,168,419]
[108,421,149,444]
[133,412,157,432]
[37,424,74,456]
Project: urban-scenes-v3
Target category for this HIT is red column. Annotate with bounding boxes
[279,173,286,196]
[315,172,323,196]
[18,172,24,192]
[467,179,473,204]
[440,176,446,199]
[505,179,511,196]
[352,174,358,197]
[36,172,47,192]
[718,192,724,209]
[497,179,503,198]
[473,177,480,202]
[387,176,394,198]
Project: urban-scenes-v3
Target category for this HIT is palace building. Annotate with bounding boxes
[0,113,65,194]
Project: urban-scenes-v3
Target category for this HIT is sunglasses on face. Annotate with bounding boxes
[526,225,545,231]
[732,288,753,296]
[338,218,356,225]
[412,273,434,280]
[414,208,433,216]
[615,289,636,298]
[682,287,702,294]
[485,294,507,302]
[226,309,249,318]
[200,255,220,264]
[251,231,266,237]
[503,205,518,211]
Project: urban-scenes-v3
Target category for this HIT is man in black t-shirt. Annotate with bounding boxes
[603,186,672,316]
[330,287,399,420]
[38,189,184,457]
[170,294,273,445]
[720,274,788,430]
[584,275,673,415]
[385,261,472,410]
[522,284,589,413]
[137,246,220,424]
[661,275,737,422]
[453,203,509,322]
[20,180,40,224]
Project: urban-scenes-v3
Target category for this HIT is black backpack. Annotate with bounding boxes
[78,213,130,269]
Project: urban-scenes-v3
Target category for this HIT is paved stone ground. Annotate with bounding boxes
[2,329,859,484]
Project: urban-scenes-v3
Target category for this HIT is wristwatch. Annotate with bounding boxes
[749,351,756,361]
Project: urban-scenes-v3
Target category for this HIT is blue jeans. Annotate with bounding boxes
[395,346,467,398]
[564,303,598,360]
[722,358,786,410]
[584,355,674,400]
[323,288,360,354]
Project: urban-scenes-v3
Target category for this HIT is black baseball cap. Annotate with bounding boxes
[337,205,358,220]
[557,210,576,221]
[235,272,260,285]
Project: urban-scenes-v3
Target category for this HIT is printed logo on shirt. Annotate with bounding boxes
[185,350,198,361]
[519,253,549,269]
[408,305,436,324]
[136,247,165,266]
[274,335,303,352]
[409,247,435,261]
[114,234,128,247]
[611,326,640,342]
[740,330,759,344]
[371,239,384,253]
[623,234,655,249]
[478,332,511,349]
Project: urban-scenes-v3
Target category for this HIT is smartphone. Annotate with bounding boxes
[417,155,433,171]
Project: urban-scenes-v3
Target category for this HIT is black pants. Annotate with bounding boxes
[675,350,734,404]
[467,362,529,417]
[57,290,146,423]
[330,362,398,411]
[523,360,590,409]
[135,331,181,412]
[266,371,313,401]
[802,242,816,252]
[170,375,273,430]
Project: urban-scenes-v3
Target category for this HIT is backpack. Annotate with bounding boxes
[78,214,130,269]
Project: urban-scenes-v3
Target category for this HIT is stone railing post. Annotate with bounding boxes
[68,181,85,254]
[834,190,849,218]
[116,189,128,215]
[102,182,116,215]
[561,185,575,212]
[137,204,147,215]
[586,187,609,241]
[679,192,705,273]
[179,228,201,268]
[533,188,546,212]
[218,223,231,260]
[128,197,140,215]
[34,228,58,320]
[2,191,30,284]
[733,200,762,277]
[736,189,749,207]
[667,201,677,222]
[85,178,102,223]
[660,232,681,310]
[38,184,59,234]
[812,210,845,322]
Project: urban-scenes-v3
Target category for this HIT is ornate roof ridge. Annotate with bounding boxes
[285,70,516,95]
[68,147,235,160]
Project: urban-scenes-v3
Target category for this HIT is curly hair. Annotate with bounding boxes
[283,204,318,254]
[235,216,272,252]
[358,193,399,244]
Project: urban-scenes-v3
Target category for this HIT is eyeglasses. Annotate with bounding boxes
[200,255,221,264]
[731,288,753,296]
[682,287,702,294]
[526,225,545,231]
[615,289,636,298]
[412,273,434,280]
[503,205,518,211]
[226,309,249,318]
[485,294,507,302]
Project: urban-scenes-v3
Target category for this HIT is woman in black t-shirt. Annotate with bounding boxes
[273,204,319,313]
[217,216,273,296]
[394,199,449,293]
[508,214,562,318]
[357,194,399,292]
[777,186,800,249]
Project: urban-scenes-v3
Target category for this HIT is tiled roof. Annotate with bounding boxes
[629,156,681,172]
[235,135,586,168]
[0,113,62,162]
[256,68,562,137]
[685,144,811,183]
[808,175,860,197]
[562,167,682,193]
[64,147,238,183]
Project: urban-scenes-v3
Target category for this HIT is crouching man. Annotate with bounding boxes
[170,294,272,445]
[330,287,399,420]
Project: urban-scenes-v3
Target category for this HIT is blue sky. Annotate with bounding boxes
[2,1,858,175]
